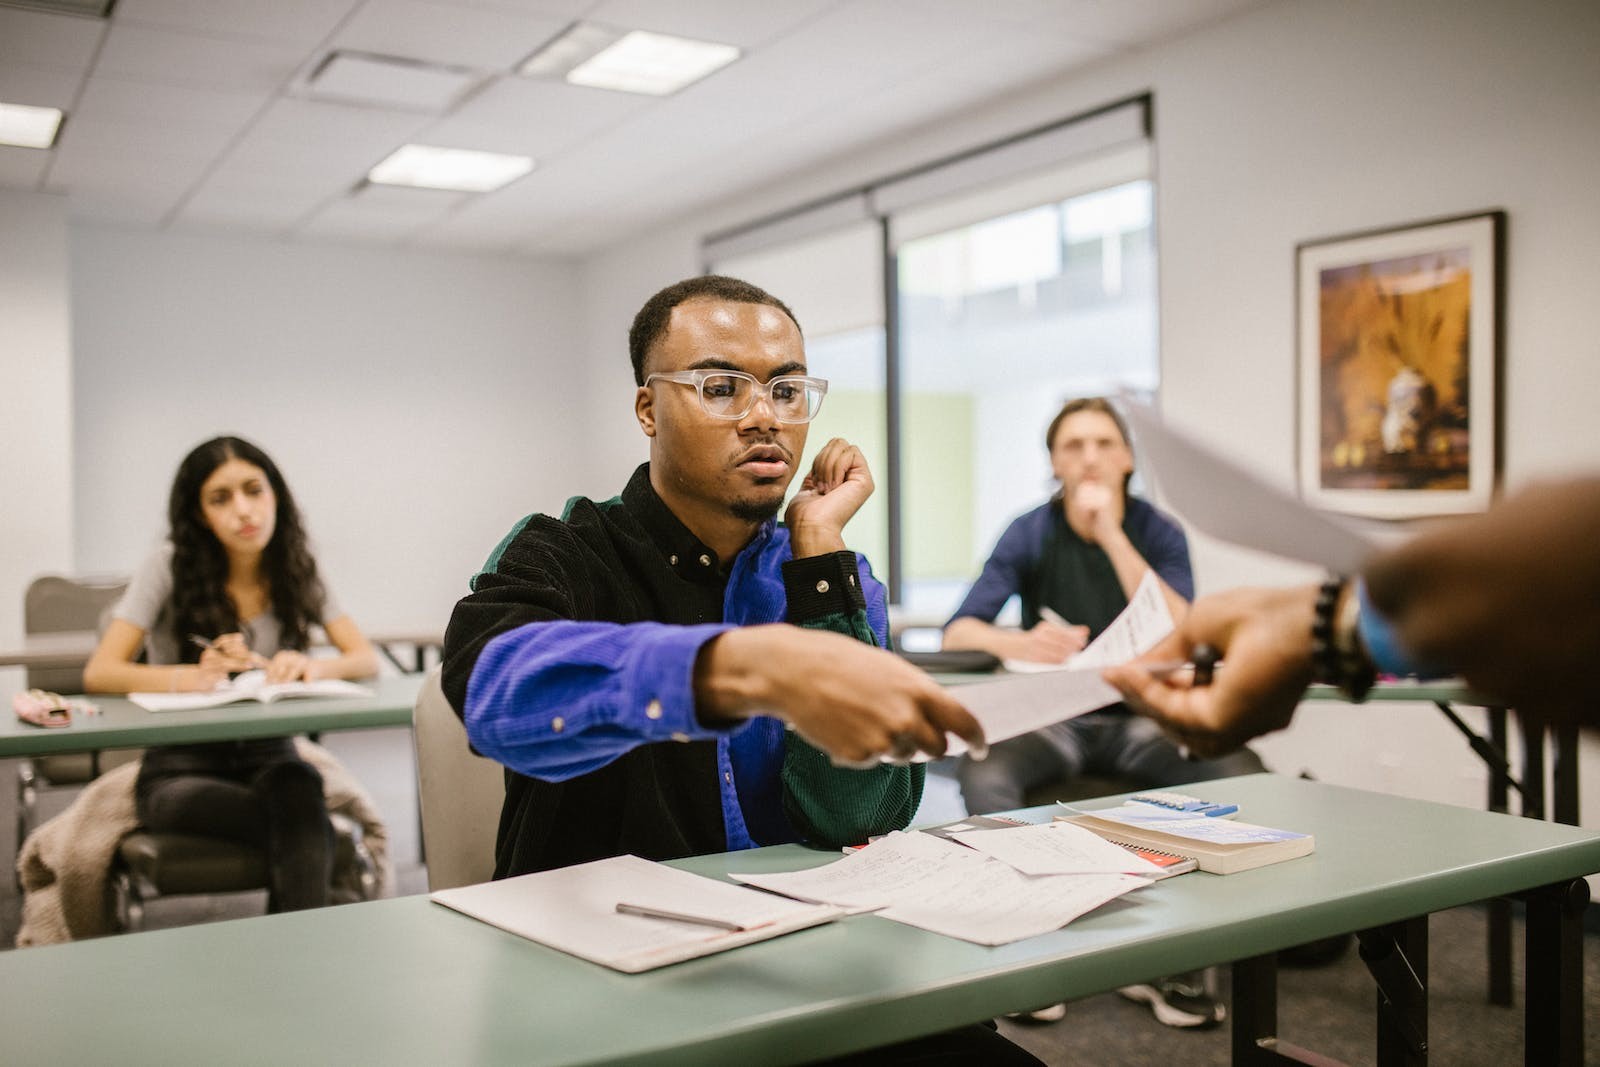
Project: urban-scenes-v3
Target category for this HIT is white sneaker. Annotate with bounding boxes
[1004,1001,1067,1024]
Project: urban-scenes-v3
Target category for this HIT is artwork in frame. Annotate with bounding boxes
[1296,210,1504,519]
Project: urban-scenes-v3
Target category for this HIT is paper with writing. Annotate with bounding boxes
[1075,803,1309,845]
[935,571,1175,756]
[732,832,1148,946]
[949,821,1166,877]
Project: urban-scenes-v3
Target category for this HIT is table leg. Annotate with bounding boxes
[1552,723,1580,826]
[1523,878,1588,1066]
[1360,917,1428,1066]
[1230,955,1343,1065]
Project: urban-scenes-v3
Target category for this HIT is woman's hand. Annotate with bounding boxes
[264,650,314,684]
[199,632,264,674]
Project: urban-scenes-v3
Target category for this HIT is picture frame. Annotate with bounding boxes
[1296,210,1504,519]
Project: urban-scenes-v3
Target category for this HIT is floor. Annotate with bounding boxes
[3,733,1595,1065]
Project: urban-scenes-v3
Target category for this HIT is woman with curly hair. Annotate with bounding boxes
[84,435,378,911]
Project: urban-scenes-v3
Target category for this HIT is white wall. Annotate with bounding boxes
[575,0,1600,821]
[69,228,586,637]
[0,190,75,688]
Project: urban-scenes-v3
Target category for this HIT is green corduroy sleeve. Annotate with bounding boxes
[780,603,926,850]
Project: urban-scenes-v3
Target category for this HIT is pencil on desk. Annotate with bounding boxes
[615,902,747,931]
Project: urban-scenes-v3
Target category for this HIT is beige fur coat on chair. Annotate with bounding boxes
[16,739,393,946]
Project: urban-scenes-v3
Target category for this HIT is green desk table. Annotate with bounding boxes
[0,673,424,758]
[4,774,1595,1066]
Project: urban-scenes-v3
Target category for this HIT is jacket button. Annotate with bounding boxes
[646,699,663,720]
[815,579,830,593]
[551,717,565,733]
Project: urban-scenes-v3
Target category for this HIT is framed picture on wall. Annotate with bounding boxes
[1296,210,1505,519]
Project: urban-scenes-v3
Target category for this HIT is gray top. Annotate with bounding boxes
[113,543,342,664]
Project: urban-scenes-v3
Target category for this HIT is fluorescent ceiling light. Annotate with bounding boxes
[521,24,739,96]
[367,144,534,193]
[0,102,65,149]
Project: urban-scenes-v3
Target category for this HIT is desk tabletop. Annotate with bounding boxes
[5,773,1597,1066]
[0,672,423,757]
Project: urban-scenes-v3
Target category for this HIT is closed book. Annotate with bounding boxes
[1056,803,1313,875]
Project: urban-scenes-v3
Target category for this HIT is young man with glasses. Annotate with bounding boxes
[443,276,1036,1065]
[443,274,986,873]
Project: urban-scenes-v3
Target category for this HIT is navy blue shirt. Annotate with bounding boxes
[949,495,1193,634]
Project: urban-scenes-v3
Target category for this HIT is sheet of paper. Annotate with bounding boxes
[1118,397,1380,573]
[949,822,1166,877]
[733,832,1148,946]
[931,571,1175,755]
[431,854,840,972]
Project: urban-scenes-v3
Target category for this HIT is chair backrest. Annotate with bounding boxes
[23,574,129,693]
[412,666,505,891]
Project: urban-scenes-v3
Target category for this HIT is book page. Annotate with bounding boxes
[130,670,372,711]
[431,855,841,973]
[1073,804,1308,844]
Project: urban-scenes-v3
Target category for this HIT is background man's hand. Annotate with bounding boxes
[785,438,873,557]
[1009,619,1089,663]
[1074,481,1124,544]
[696,625,987,767]
[1102,585,1317,757]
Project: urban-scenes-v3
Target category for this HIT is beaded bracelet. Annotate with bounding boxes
[1311,575,1376,702]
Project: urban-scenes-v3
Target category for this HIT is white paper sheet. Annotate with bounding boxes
[1118,397,1380,572]
[732,832,1149,946]
[933,571,1175,756]
[431,855,841,972]
[949,822,1167,877]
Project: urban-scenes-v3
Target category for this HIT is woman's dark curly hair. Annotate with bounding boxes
[166,436,325,663]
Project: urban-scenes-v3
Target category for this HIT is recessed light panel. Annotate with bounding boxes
[367,144,534,193]
[307,51,479,114]
[564,29,739,96]
[0,102,64,149]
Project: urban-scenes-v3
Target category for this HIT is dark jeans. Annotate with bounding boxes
[134,738,333,912]
[958,707,1262,816]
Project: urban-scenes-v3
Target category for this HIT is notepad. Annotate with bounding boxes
[430,855,845,973]
[1057,802,1314,875]
[129,670,373,712]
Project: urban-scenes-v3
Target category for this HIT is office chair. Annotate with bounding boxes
[111,811,380,932]
[16,575,138,870]
[412,667,504,891]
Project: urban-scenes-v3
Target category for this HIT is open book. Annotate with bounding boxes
[129,669,373,712]
[430,854,845,973]
[1057,802,1313,875]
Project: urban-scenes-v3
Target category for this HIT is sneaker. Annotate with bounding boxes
[1004,1001,1067,1024]
[1118,973,1226,1029]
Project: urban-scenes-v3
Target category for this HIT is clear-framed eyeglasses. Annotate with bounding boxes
[644,368,829,424]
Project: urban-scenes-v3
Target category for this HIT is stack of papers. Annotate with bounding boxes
[1059,803,1314,875]
[130,670,372,712]
[732,824,1159,946]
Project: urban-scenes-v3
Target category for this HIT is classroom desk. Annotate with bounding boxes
[3,774,1594,1066]
[0,672,424,758]
[0,630,445,676]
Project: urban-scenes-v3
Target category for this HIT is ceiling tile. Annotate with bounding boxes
[0,145,51,189]
[112,0,354,48]
[0,62,87,110]
[174,183,326,231]
[63,186,176,225]
[422,75,648,158]
[585,0,839,48]
[96,22,309,93]
[0,7,107,70]
[74,76,267,133]
[328,0,572,70]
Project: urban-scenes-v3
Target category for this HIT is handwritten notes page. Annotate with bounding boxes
[936,570,1175,756]
[732,832,1148,946]
[948,822,1166,877]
